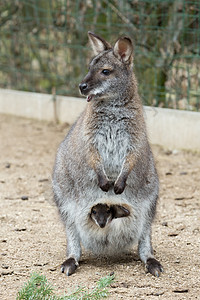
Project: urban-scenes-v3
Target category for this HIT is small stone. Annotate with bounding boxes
[110,283,119,288]
[174,197,185,200]
[5,163,11,168]
[154,291,164,296]
[172,149,179,155]
[121,282,129,288]
[177,225,186,231]
[14,228,27,232]
[168,232,179,237]
[21,196,29,201]
[179,171,187,175]
[2,265,9,269]
[1,270,13,275]
[165,150,172,155]
[175,260,180,264]
[173,289,189,293]
[147,291,164,296]
[34,262,48,267]
[162,222,168,227]
[38,178,49,182]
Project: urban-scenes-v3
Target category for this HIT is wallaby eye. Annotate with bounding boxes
[107,209,111,214]
[92,210,96,215]
[102,69,111,76]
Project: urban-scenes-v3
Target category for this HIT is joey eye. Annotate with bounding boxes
[107,209,111,214]
[102,69,111,76]
[92,210,96,215]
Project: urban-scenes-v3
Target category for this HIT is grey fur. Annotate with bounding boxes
[52,32,163,276]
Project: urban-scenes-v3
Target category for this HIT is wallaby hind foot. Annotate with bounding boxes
[145,258,163,277]
[61,257,78,276]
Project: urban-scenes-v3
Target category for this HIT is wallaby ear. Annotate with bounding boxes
[113,37,133,64]
[88,31,111,56]
[111,205,130,219]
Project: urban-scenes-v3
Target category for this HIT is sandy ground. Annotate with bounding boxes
[0,113,200,300]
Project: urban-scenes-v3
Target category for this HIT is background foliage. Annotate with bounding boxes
[0,0,200,110]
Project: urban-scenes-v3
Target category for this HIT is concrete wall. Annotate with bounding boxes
[0,88,199,151]
[144,106,200,151]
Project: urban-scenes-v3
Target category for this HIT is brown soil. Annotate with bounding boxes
[0,114,200,300]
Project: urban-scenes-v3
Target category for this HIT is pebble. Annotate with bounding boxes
[21,196,29,201]
[110,271,115,276]
[173,289,189,293]
[2,265,9,269]
[168,232,179,237]
[179,172,188,175]
[14,228,27,232]
[121,282,129,288]
[38,178,49,182]
[162,222,168,227]
[1,270,13,275]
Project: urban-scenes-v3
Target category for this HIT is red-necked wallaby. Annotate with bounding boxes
[52,32,163,277]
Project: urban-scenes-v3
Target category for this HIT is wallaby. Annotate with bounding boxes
[52,31,163,277]
[90,203,130,228]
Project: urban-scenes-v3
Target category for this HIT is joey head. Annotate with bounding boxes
[90,203,130,228]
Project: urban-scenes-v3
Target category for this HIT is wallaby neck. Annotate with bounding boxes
[88,90,141,110]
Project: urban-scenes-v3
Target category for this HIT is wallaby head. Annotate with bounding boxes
[79,31,135,103]
[90,203,130,228]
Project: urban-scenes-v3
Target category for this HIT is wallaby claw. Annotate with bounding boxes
[61,258,78,276]
[145,258,163,277]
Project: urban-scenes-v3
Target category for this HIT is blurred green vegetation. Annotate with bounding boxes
[0,0,200,110]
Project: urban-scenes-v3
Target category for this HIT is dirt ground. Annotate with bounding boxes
[0,113,200,300]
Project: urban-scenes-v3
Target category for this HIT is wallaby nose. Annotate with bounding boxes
[99,222,106,228]
[79,83,88,93]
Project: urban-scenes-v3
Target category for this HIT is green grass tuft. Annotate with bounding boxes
[16,272,114,300]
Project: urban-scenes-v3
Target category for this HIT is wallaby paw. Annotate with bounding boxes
[61,258,78,276]
[114,179,126,194]
[98,177,111,192]
[145,258,163,277]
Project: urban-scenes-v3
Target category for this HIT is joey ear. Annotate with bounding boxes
[113,37,133,64]
[88,31,111,55]
[111,205,130,219]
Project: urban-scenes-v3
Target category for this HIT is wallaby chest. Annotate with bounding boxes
[92,111,130,179]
